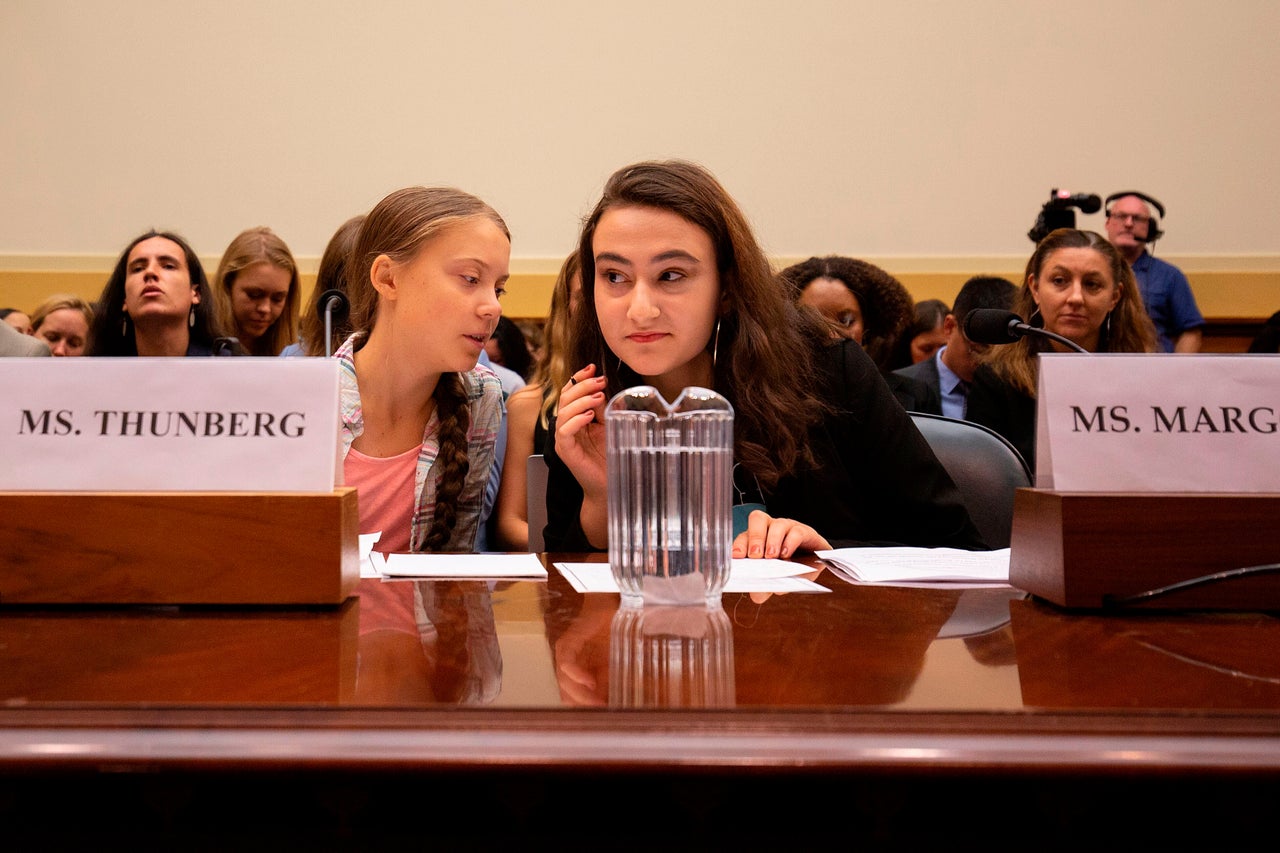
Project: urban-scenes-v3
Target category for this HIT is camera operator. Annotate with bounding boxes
[1104,191,1204,353]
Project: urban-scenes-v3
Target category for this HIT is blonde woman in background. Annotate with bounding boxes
[211,226,301,356]
[29,294,94,356]
[493,250,581,550]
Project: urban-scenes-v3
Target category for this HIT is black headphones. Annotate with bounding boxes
[1104,191,1166,242]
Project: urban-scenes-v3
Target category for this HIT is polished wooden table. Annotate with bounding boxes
[2,554,1278,846]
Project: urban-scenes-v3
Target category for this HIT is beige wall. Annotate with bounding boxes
[3,1,1278,317]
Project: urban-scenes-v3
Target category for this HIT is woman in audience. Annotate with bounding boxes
[211,226,301,356]
[515,319,545,366]
[966,228,1157,474]
[779,254,914,373]
[29,294,93,356]
[485,315,534,381]
[285,214,366,358]
[1,308,32,335]
[86,230,228,356]
[545,160,983,557]
[493,250,581,550]
[887,297,950,370]
[338,185,510,554]
[0,319,49,356]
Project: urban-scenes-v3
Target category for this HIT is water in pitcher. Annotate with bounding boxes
[606,386,734,606]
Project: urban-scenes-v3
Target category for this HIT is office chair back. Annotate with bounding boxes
[526,454,549,552]
[909,412,1032,549]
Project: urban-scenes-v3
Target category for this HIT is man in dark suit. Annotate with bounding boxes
[893,276,1017,419]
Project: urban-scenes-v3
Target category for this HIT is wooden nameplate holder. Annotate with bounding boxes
[1009,489,1280,611]
[0,488,359,606]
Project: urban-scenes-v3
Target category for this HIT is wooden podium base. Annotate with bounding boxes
[1009,489,1280,611]
[0,489,360,605]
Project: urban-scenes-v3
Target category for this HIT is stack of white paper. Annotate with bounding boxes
[816,547,1011,588]
[553,559,829,594]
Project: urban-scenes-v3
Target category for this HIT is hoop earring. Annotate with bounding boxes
[1104,311,1112,341]
[712,318,721,369]
[1029,306,1043,328]
[188,306,196,329]
[121,314,129,337]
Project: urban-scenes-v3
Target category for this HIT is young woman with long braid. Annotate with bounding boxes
[338,186,511,554]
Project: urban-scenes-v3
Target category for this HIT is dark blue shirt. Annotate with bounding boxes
[1131,251,1204,352]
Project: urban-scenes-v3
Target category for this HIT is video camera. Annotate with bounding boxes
[1027,188,1102,243]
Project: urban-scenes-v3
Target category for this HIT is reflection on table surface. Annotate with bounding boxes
[3,553,1279,713]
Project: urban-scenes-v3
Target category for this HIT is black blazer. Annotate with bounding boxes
[965,363,1038,476]
[890,357,944,415]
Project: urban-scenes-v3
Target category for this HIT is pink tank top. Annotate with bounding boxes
[344,444,420,553]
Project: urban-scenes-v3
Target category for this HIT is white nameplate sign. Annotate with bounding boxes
[1036,353,1280,492]
[0,358,341,492]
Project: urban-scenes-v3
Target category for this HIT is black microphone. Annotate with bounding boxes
[1133,222,1165,243]
[212,336,246,357]
[963,308,1088,354]
[319,289,349,358]
[1052,191,1102,214]
[319,289,349,322]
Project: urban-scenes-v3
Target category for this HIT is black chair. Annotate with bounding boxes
[909,412,1032,549]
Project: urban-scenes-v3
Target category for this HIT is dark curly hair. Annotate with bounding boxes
[779,255,914,372]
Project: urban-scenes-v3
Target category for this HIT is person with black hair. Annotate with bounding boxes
[1,308,32,336]
[86,231,231,357]
[484,315,533,382]
[778,254,914,373]
[893,276,1018,419]
[887,298,950,371]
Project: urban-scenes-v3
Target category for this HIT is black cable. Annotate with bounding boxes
[1102,562,1280,608]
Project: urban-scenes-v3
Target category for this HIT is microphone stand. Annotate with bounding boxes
[1013,323,1089,355]
[318,289,349,358]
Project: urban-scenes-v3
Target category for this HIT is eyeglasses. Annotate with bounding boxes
[1107,211,1151,225]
